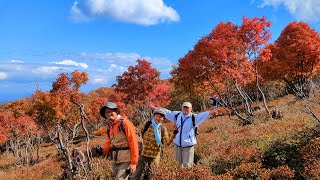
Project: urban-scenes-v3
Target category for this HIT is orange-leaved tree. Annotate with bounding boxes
[114,59,171,124]
[258,21,320,99]
[172,16,271,124]
[149,80,172,107]
[30,70,94,178]
[0,111,38,164]
[115,59,160,103]
[170,48,217,111]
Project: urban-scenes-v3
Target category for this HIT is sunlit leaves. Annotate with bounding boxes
[259,22,320,82]
[114,59,170,106]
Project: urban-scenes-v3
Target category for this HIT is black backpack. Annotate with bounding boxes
[141,120,165,138]
[174,112,198,137]
[106,119,144,154]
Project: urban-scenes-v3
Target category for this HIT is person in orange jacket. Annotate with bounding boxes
[96,102,139,180]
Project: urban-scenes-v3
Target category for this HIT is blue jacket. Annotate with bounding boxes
[163,109,210,147]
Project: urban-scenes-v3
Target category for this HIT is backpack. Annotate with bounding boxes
[141,120,165,138]
[174,112,198,137]
[106,118,144,154]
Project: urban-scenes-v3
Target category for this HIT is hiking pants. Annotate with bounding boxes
[174,144,194,168]
[130,155,160,180]
[112,162,131,180]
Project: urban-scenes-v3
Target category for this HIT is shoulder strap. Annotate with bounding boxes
[160,125,165,144]
[174,112,181,124]
[175,112,195,127]
[106,124,111,138]
[106,119,127,138]
[142,121,165,138]
[118,119,126,136]
[192,114,198,136]
[142,121,152,137]
[192,114,196,128]
[160,125,165,136]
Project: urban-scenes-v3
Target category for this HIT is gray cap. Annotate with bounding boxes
[99,102,118,118]
[153,107,166,117]
[105,102,118,109]
[182,102,192,108]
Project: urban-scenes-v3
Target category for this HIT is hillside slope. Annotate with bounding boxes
[0,95,319,179]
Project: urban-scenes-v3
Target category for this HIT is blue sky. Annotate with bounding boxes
[1,0,320,104]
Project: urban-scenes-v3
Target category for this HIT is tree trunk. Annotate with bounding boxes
[255,66,270,115]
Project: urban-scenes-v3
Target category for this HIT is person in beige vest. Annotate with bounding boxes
[96,102,139,180]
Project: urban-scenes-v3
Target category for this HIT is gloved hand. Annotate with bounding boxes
[95,145,104,156]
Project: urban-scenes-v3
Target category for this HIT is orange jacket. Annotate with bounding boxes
[93,126,107,136]
[102,115,139,165]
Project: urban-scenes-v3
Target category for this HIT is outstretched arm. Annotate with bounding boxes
[209,108,218,116]
[194,108,218,126]
[148,103,179,123]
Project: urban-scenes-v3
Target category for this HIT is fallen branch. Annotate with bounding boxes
[304,104,320,124]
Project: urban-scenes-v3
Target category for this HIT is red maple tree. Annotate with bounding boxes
[258,21,320,98]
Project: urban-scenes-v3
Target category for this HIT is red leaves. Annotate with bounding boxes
[30,70,89,127]
[172,16,271,96]
[71,70,89,92]
[85,97,108,123]
[114,59,164,104]
[52,70,88,96]
[240,16,271,52]
[259,22,320,82]
[52,73,71,95]
[0,111,37,144]
[149,81,172,107]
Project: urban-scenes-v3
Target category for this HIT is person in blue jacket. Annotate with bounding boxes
[152,102,217,168]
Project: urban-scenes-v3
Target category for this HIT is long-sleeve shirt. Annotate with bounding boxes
[93,126,107,136]
[163,109,210,147]
[102,115,139,165]
[140,121,171,158]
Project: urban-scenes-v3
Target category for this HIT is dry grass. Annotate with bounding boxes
[0,95,319,179]
[0,136,107,180]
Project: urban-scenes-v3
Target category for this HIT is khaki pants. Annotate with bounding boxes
[130,155,160,180]
[112,162,131,180]
[174,144,194,168]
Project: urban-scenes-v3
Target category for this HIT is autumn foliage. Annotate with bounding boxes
[172,17,271,93]
[115,59,161,103]
[171,16,271,123]
[1,16,320,179]
[258,22,320,98]
[114,59,172,123]
[0,111,37,144]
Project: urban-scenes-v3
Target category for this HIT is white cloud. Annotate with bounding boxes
[78,52,173,67]
[0,72,7,80]
[70,0,180,25]
[259,0,320,22]
[32,66,61,75]
[79,52,141,62]
[52,60,88,69]
[10,60,24,63]
[107,63,126,72]
[92,77,107,84]
[70,1,92,22]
